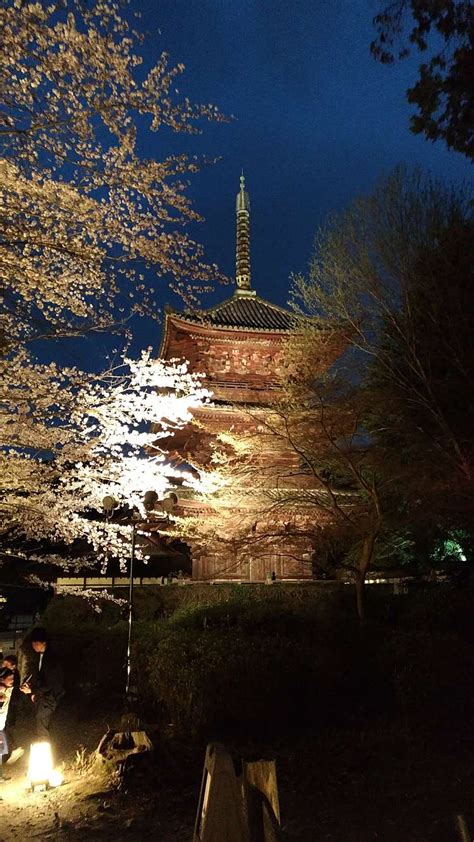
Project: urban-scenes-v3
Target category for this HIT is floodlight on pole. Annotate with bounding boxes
[101,490,179,704]
[102,495,118,515]
[159,492,179,513]
[143,490,158,511]
[144,490,178,514]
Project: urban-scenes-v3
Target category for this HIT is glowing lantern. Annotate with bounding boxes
[28,741,54,790]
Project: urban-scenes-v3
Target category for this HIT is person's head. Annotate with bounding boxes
[30,627,48,654]
[3,654,17,670]
[0,668,14,688]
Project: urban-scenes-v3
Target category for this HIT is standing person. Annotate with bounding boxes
[1,655,24,765]
[0,669,14,781]
[20,628,64,740]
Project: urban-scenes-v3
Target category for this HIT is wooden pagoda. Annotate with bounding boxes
[159,176,328,581]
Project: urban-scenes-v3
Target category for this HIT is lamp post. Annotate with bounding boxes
[102,491,178,703]
[125,515,137,700]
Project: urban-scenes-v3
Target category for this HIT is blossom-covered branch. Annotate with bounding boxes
[1,351,214,569]
[0,0,227,352]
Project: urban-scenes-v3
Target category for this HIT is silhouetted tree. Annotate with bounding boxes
[371,1,474,157]
[292,166,474,535]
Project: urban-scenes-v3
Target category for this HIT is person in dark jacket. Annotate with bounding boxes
[20,628,64,739]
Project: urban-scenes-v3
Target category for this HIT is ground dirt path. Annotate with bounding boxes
[2,705,474,841]
[0,704,198,842]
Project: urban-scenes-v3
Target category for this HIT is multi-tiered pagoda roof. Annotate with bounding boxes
[160,174,305,404]
[167,292,297,332]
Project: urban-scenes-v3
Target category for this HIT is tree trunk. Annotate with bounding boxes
[355,527,379,625]
[355,573,366,625]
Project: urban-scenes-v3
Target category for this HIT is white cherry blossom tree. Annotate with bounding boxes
[1,0,225,352]
[1,351,215,571]
[0,0,225,578]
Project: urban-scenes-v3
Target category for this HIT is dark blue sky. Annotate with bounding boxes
[96,1,472,360]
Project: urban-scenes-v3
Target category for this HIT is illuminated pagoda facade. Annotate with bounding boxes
[160,176,327,581]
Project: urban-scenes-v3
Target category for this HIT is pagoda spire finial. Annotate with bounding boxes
[235,171,251,292]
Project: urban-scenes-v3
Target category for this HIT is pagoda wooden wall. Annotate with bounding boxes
[160,314,337,583]
[192,548,313,582]
[162,317,288,404]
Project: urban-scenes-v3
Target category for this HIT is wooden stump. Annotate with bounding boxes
[243,759,281,842]
[96,729,153,767]
[194,744,282,842]
[194,743,250,842]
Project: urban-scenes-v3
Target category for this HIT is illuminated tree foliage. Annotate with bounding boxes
[236,397,382,622]
[371,1,474,157]
[0,1,224,577]
[0,352,213,571]
[0,0,225,351]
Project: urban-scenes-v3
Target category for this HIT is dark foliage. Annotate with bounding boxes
[371,1,474,157]
[368,208,474,519]
[38,582,474,739]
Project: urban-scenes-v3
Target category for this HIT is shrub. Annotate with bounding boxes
[39,586,474,731]
[40,590,385,728]
[142,614,384,735]
[145,627,323,734]
[39,599,127,704]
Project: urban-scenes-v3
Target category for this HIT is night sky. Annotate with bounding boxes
[83,1,472,363]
